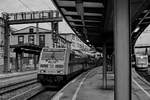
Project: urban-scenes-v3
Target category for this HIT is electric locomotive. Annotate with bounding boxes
[37,47,90,87]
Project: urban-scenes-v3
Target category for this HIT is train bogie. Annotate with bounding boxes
[37,74,65,87]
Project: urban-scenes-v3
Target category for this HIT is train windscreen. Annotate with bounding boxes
[136,55,148,68]
[41,48,65,61]
[136,57,147,64]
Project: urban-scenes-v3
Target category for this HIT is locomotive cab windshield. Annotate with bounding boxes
[38,48,67,75]
[41,49,65,62]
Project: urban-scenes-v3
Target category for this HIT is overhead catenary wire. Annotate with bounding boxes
[17,0,33,11]
[17,0,52,29]
[37,0,54,29]
[40,0,52,10]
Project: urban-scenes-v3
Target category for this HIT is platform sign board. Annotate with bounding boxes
[5,10,62,24]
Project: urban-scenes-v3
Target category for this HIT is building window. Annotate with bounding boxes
[18,36,24,45]
[72,42,75,47]
[28,35,34,44]
[72,34,75,40]
[29,28,34,33]
[77,43,81,48]
[39,35,45,47]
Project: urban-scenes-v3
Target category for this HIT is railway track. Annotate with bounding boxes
[0,78,37,95]
[0,72,44,100]
[0,71,37,80]
[28,90,57,100]
[0,79,44,100]
[8,83,44,100]
[132,68,150,99]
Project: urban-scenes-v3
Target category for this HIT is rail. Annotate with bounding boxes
[0,70,37,80]
[0,72,45,100]
[0,79,44,100]
[132,68,150,99]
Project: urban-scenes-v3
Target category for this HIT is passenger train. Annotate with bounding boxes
[37,47,97,87]
[135,54,149,71]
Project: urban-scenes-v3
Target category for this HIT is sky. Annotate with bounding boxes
[0,0,74,33]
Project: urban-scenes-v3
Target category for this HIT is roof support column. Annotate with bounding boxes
[102,43,107,89]
[114,0,130,100]
[19,52,23,72]
[15,52,19,72]
[33,54,37,70]
[36,23,39,45]
[52,22,58,48]
[3,14,10,73]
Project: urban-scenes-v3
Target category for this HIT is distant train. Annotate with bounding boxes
[135,54,149,70]
[37,47,97,87]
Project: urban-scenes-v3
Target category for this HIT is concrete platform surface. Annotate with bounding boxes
[52,66,114,100]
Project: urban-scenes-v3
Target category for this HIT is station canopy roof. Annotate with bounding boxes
[52,0,150,54]
[13,44,43,54]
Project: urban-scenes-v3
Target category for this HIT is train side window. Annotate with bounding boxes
[74,54,81,58]
[69,53,74,61]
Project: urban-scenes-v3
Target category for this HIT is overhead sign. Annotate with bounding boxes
[4,10,63,24]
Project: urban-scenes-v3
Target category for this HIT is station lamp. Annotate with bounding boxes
[86,39,89,43]
[133,26,140,33]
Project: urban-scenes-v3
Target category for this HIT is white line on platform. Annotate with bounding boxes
[72,71,92,100]
[52,72,86,100]
[71,78,77,83]
[52,92,63,100]
[133,79,150,98]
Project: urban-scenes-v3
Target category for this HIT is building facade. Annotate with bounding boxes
[10,26,71,47]
[0,17,4,73]
[8,26,71,72]
[60,33,90,51]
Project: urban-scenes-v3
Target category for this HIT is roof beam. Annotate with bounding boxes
[140,21,150,25]
[68,19,102,23]
[61,8,103,17]
[72,24,100,28]
[56,0,104,8]
[62,8,103,17]
[65,12,102,17]
[76,0,84,26]
[104,0,113,32]
[138,16,150,20]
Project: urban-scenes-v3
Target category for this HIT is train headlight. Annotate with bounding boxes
[57,70,64,74]
[40,70,46,73]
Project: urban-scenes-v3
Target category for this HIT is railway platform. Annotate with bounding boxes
[52,66,145,100]
[52,66,114,100]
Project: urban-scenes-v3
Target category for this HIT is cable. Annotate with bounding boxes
[40,0,52,10]
[37,0,53,28]
[17,0,33,11]
[17,0,52,29]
